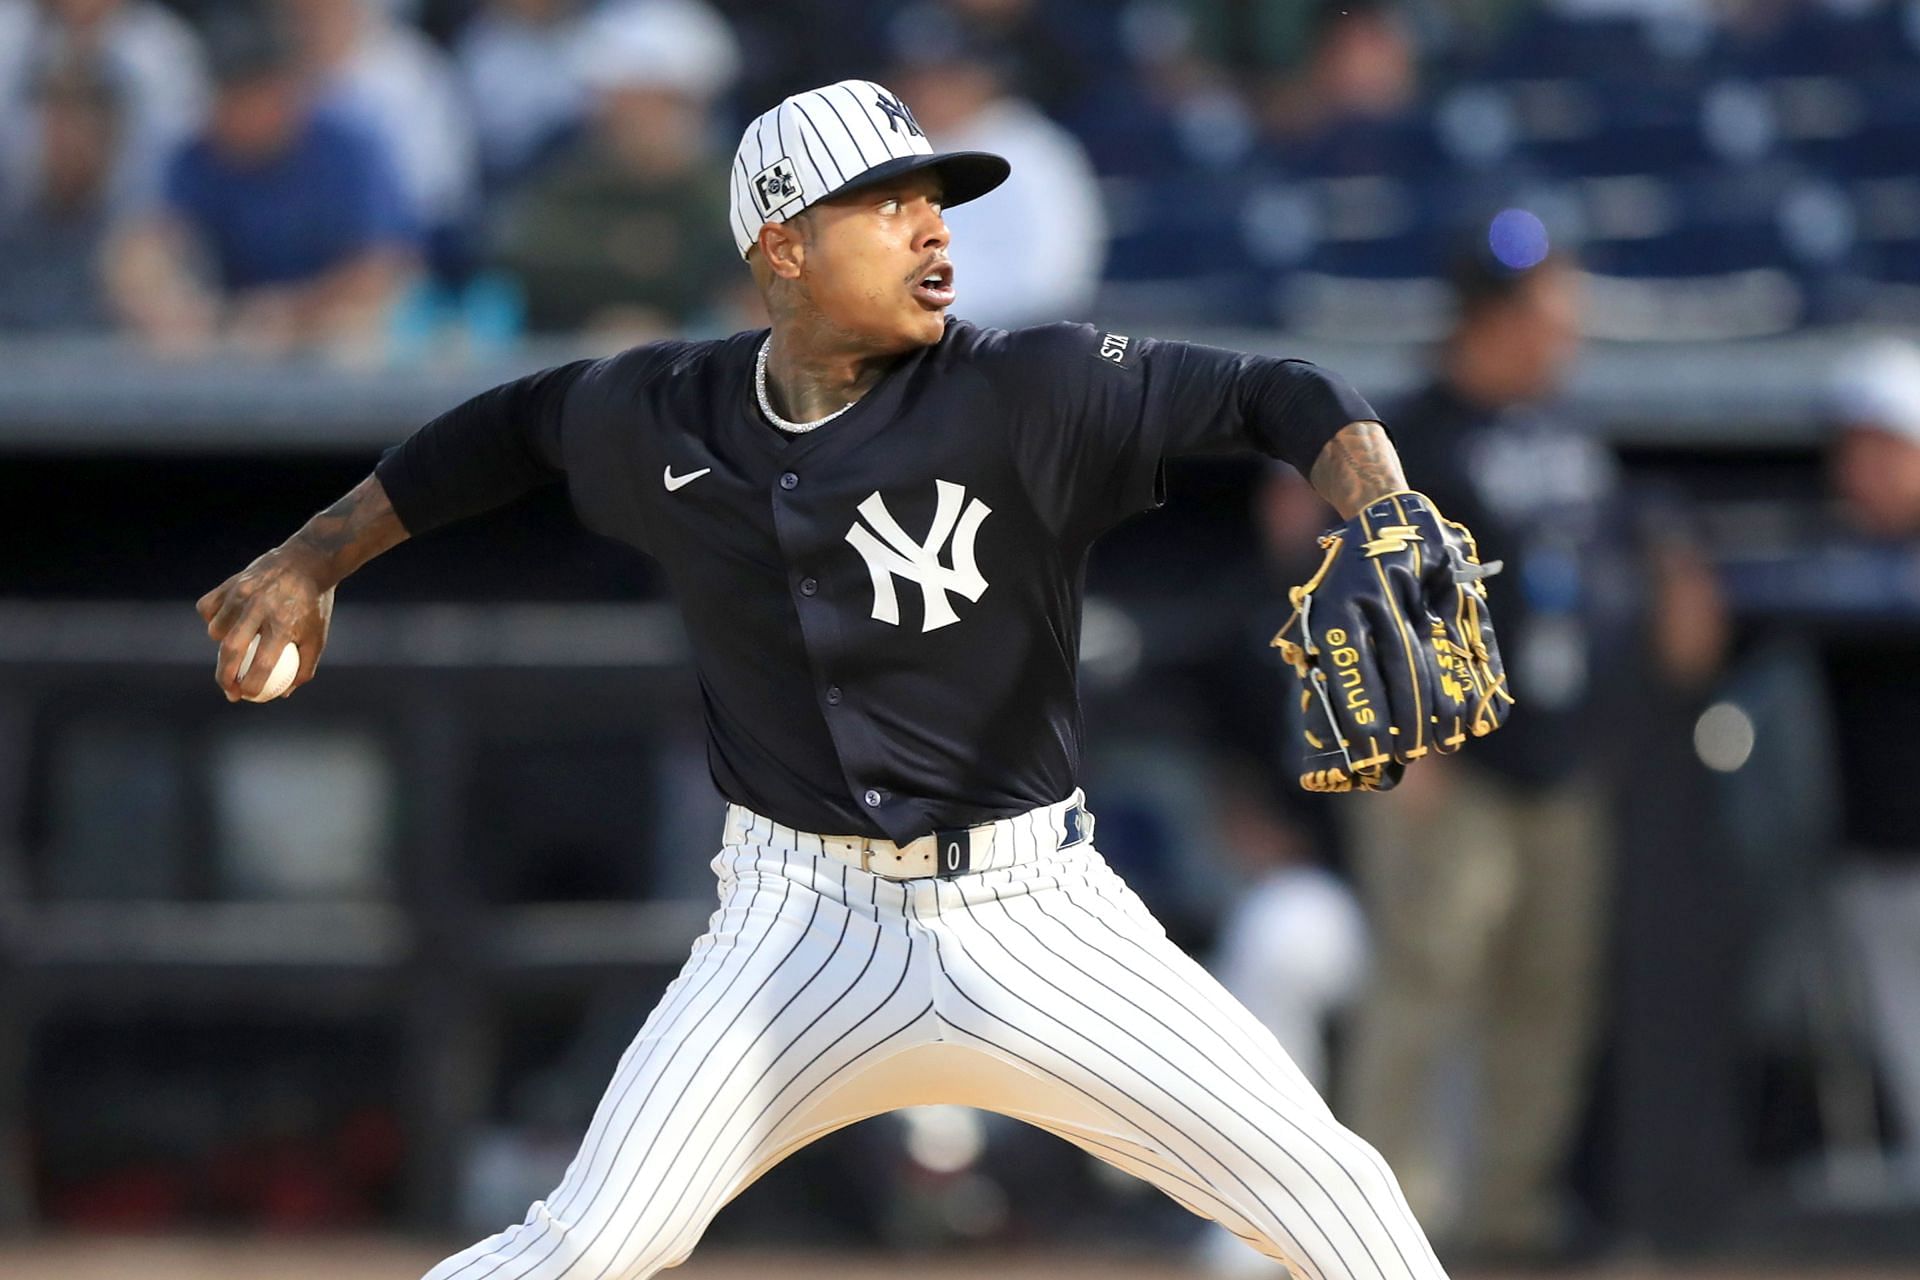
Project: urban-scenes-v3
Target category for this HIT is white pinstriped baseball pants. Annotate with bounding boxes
[424,792,1445,1280]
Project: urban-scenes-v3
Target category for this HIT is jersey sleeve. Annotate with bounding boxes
[373,360,591,536]
[1000,323,1379,535]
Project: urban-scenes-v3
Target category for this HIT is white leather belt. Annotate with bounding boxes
[724,792,1094,881]
[821,825,999,879]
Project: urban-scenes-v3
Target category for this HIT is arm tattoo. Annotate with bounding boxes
[1309,420,1408,519]
[287,473,409,585]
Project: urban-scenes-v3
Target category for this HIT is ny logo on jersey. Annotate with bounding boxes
[873,91,924,138]
[845,480,991,632]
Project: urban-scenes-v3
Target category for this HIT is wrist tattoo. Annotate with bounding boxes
[289,475,406,579]
[1310,420,1407,519]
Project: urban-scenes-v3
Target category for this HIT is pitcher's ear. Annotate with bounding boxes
[759,219,807,280]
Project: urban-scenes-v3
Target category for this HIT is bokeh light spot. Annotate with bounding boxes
[1694,701,1756,774]
[1488,207,1550,271]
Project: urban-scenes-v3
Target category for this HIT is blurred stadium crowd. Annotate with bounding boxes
[5,0,1920,352]
[6,0,1920,1274]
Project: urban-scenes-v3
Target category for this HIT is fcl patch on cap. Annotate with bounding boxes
[751,158,804,220]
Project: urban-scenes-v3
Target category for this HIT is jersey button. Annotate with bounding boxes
[779,471,799,490]
[863,789,883,808]
[799,577,818,596]
[826,685,842,706]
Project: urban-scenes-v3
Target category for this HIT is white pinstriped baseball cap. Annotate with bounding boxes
[728,78,1010,259]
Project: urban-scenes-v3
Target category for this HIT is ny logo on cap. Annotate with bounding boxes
[751,158,803,218]
[873,91,923,138]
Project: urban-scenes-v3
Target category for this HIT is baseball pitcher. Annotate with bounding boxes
[197,80,1508,1280]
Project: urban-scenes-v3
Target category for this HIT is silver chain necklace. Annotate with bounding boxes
[754,338,853,435]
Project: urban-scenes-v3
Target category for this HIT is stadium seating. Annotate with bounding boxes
[1182,2,1920,336]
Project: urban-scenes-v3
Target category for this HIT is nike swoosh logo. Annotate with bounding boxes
[663,465,711,492]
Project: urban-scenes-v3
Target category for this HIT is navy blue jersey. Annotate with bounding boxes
[375,319,1375,841]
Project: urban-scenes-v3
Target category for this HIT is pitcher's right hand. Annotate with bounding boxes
[196,547,336,702]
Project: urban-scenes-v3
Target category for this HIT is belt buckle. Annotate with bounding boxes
[827,836,873,874]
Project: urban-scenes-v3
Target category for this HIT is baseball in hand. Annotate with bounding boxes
[238,634,300,702]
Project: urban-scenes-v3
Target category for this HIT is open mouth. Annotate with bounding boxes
[911,262,955,309]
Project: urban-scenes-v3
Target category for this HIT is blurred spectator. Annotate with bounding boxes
[1197,762,1367,1276]
[1331,238,1727,1260]
[0,0,209,206]
[453,0,587,189]
[1550,0,1710,19]
[1208,764,1368,1093]
[106,12,418,355]
[702,0,873,118]
[1164,0,1318,73]
[0,55,123,332]
[486,0,739,339]
[1103,1,1256,175]
[1831,341,1920,542]
[886,0,1100,118]
[1824,339,1920,1180]
[888,10,1106,327]
[1261,0,1419,146]
[279,0,479,259]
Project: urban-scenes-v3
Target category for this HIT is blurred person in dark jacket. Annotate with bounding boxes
[105,12,418,355]
[486,0,739,340]
[0,55,124,332]
[1825,338,1920,1182]
[1334,232,1727,1260]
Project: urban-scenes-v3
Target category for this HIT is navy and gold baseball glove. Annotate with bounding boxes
[1271,491,1511,793]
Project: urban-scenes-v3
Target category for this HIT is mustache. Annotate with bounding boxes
[908,254,952,283]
